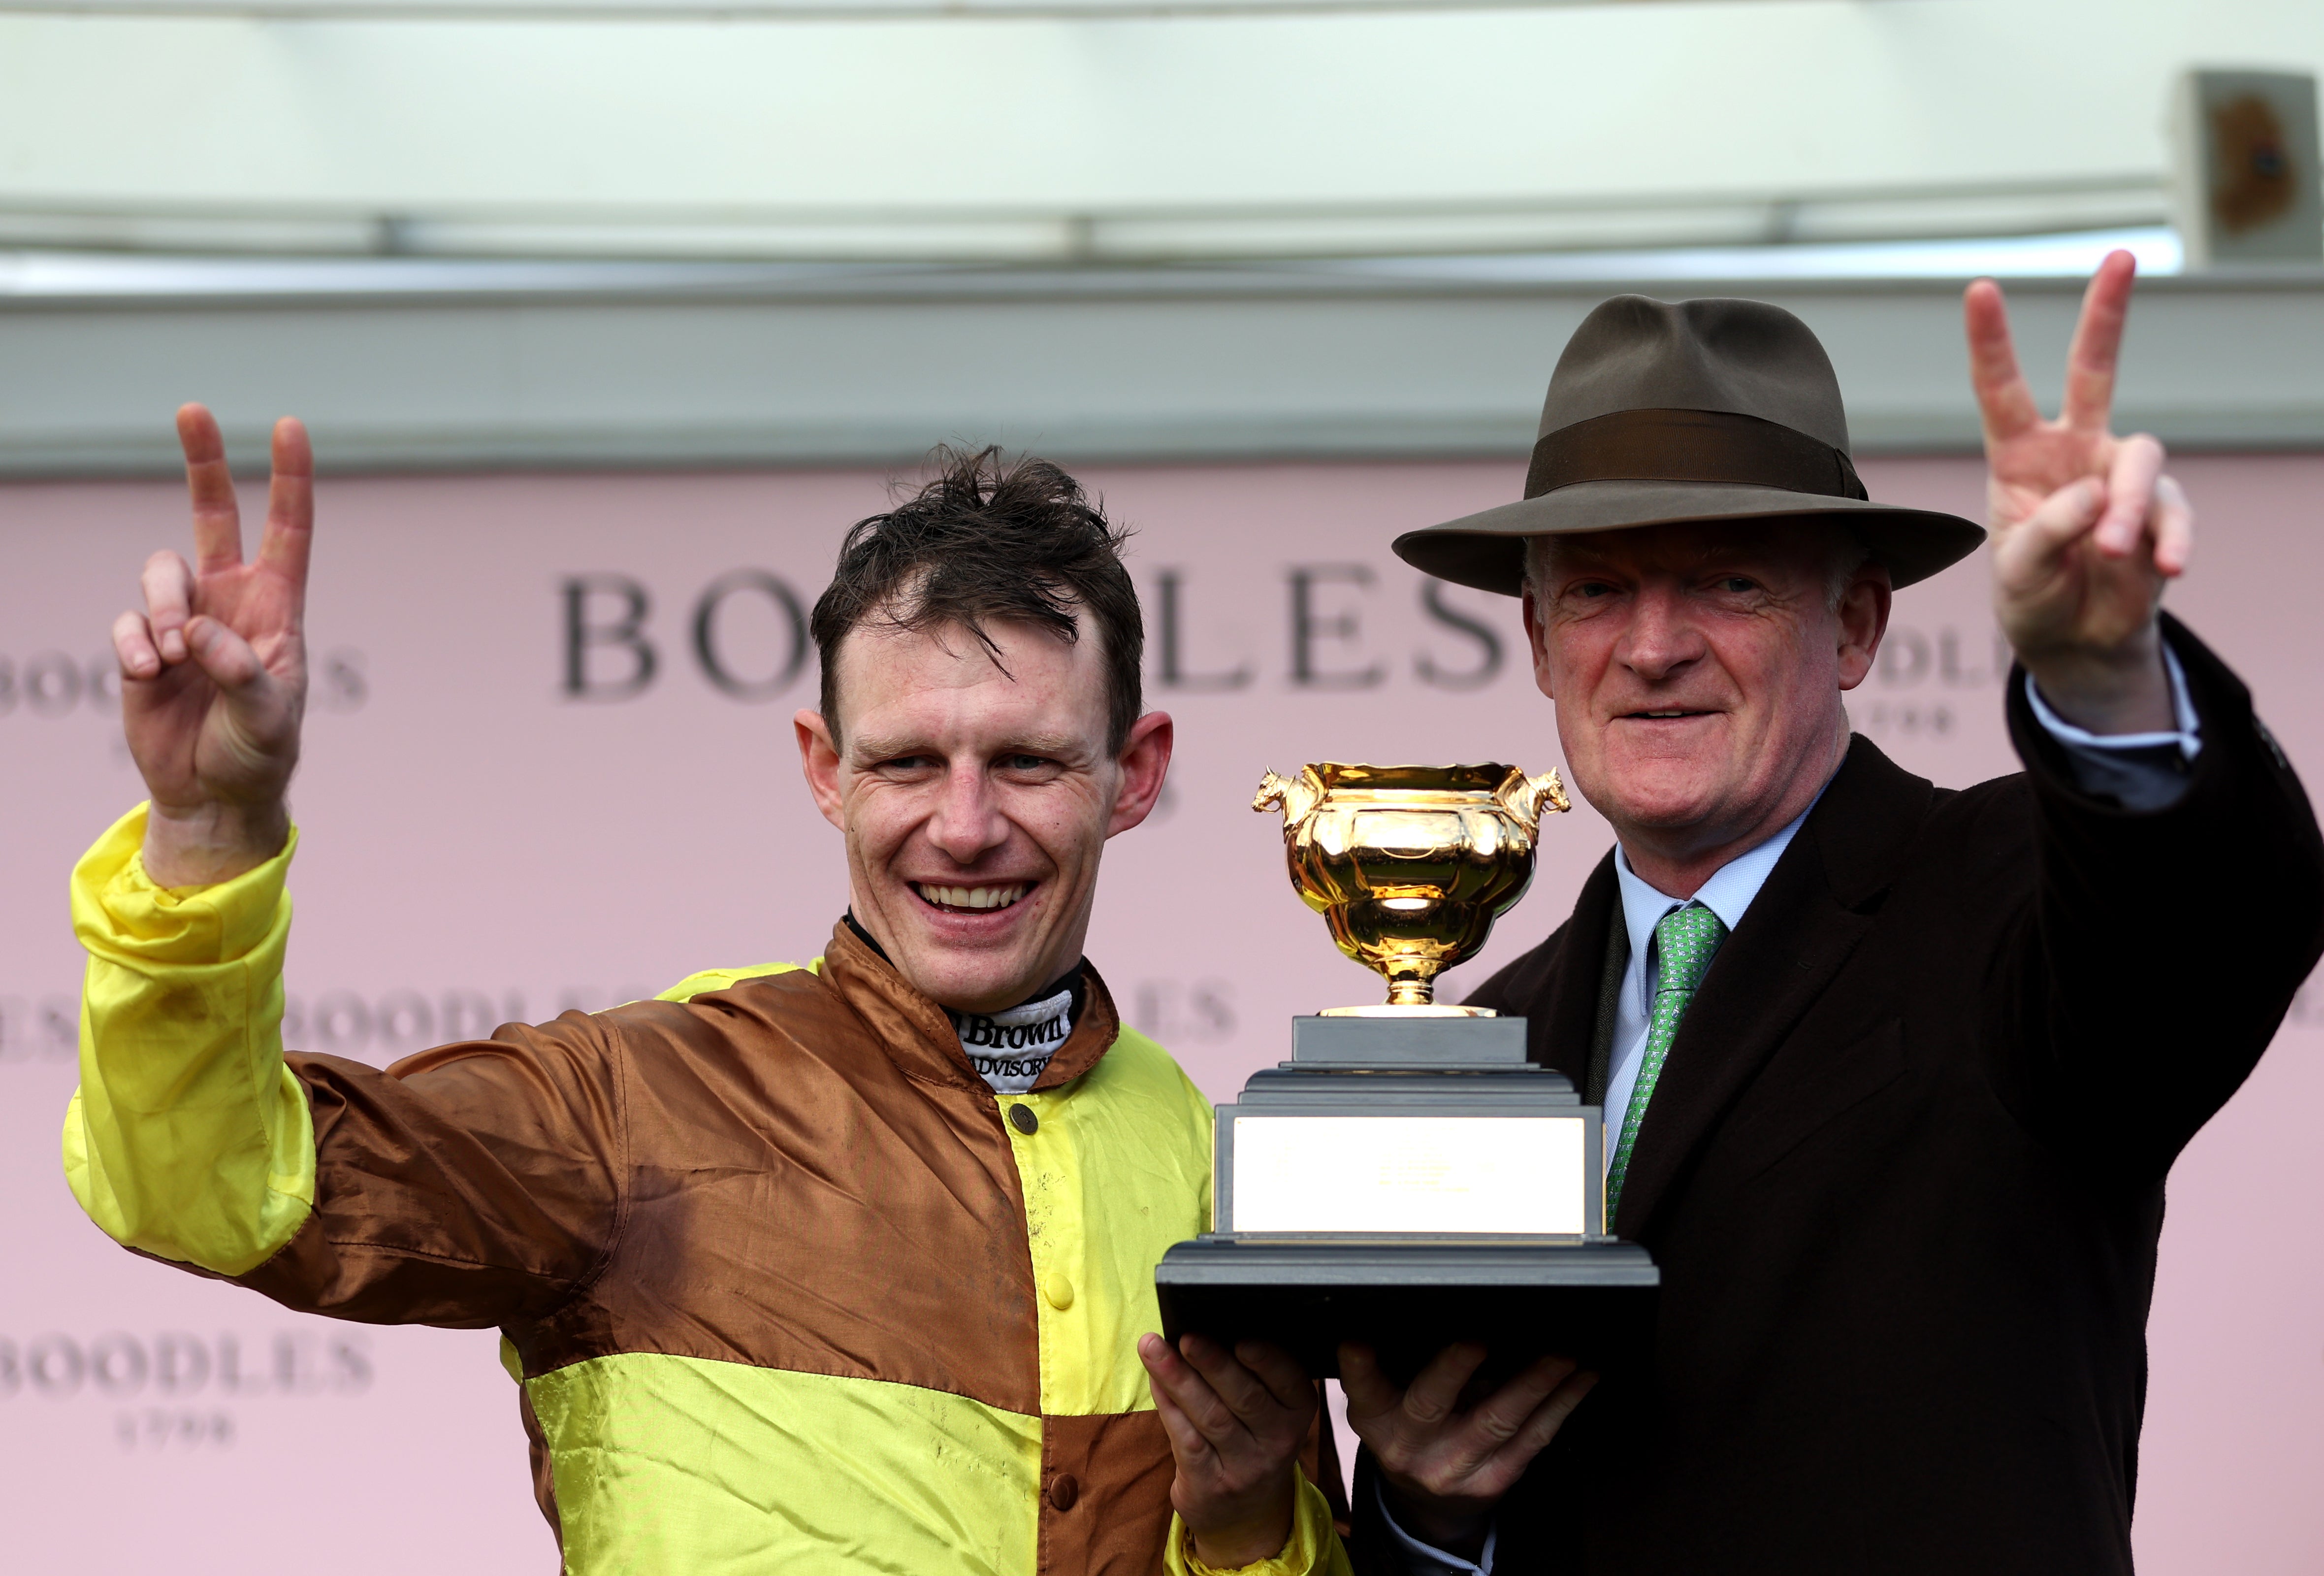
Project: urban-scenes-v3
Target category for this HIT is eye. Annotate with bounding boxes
[1570,580,1615,599]
[877,754,937,774]
[1001,753,1054,773]
[1716,576,1758,594]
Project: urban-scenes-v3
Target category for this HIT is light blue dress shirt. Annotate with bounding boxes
[1382,653,2202,1576]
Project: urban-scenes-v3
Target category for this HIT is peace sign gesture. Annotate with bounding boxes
[1967,251,2188,733]
[112,404,313,886]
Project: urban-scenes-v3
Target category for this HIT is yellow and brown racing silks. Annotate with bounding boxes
[63,804,1348,1576]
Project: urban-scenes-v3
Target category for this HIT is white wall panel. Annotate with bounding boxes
[0,0,2316,259]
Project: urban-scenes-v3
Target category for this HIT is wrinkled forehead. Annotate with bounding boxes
[1541,518,1844,575]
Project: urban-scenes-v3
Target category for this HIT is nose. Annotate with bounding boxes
[924,759,1009,866]
[1616,582,1706,683]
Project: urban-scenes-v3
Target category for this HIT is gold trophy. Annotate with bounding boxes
[1252,762,1569,1015]
[1156,758,1657,1382]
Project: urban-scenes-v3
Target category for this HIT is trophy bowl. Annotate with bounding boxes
[1254,762,1569,1013]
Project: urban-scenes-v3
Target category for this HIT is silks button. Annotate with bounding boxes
[1047,1473,1079,1511]
[1008,1104,1039,1135]
[1042,1272,1075,1311]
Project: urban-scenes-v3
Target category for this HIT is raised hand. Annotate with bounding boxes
[1340,1341,1595,1558]
[1138,1332,1317,1568]
[1966,250,2189,733]
[113,405,313,885]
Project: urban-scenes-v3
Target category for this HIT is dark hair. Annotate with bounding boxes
[811,445,1143,753]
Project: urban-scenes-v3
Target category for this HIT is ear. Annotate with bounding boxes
[1520,584,1557,701]
[1833,566,1893,691]
[1106,711,1175,839]
[795,709,847,831]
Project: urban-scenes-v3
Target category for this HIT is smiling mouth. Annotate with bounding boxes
[1625,709,1715,720]
[912,882,1033,915]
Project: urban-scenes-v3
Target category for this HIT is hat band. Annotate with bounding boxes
[1524,407,1868,503]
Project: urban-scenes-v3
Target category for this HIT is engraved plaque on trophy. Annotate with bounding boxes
[1154,763,1659,1379]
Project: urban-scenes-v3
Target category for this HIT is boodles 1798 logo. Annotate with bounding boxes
[1,1328,374,1452]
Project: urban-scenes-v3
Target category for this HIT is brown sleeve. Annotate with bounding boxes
[233,1014,627,1329]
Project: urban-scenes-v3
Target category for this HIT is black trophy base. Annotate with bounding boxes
[1156,1235,1659,1383]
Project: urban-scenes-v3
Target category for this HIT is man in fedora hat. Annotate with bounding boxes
[1326,253,2324,1574]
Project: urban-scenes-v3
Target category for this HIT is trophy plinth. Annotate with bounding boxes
[1154,763,1659,1380]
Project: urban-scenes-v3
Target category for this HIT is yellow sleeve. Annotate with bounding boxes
[654,958,814,1002]
[1166,1474,1352,1576]
[60,802,315,1277]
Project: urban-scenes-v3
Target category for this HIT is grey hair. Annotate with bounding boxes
[1522,526,1875,613]
[1822,531,1875,610]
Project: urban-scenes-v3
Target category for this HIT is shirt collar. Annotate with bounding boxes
[1613,787,1825,959]
[844,909,1086,1025]
[819,920,1117,1095]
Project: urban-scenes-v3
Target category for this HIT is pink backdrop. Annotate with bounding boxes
[0,454,2317,1571]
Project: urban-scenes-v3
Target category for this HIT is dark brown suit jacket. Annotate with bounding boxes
[1352,617,2324,1574]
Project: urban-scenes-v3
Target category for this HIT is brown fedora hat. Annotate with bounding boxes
[1393,295,1985,594]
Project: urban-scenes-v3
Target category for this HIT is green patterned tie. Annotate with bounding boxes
[1606,903,1730,1216]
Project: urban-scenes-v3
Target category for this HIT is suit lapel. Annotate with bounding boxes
[1586,919,1630,1107]
[1611,737,1934,1239]
[1526,851,1620,1090]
